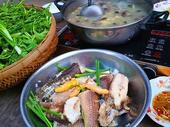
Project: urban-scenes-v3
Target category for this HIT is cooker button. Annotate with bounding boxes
[146,43,154,49]
[158,39,165,45]
[149,37,156,43]
[155,45,163,51]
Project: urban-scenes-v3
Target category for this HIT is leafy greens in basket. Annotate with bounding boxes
[0,1,51,69]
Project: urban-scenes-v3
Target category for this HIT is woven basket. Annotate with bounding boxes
[0,16,58,91]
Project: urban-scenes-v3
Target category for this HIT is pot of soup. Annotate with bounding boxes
[61,0,153,44]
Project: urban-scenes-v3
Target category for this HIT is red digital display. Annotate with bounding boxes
[153,52,161,59]
[151,30,170,37]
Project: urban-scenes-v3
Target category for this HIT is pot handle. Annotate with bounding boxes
[141,11,169,30]
[148,11,169,25]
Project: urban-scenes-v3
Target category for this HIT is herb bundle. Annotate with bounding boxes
[26,91,63,127]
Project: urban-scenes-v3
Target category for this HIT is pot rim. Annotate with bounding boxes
[62,0,153,29]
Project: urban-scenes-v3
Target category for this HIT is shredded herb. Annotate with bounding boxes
[0,1,51,69]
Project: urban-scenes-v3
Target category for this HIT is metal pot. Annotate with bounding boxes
[60,0,153,45]
[21,49,151,127]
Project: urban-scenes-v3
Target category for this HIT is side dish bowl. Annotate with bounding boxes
[20,49,151,127]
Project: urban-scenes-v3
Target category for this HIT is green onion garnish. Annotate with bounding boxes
[95,59,101,86]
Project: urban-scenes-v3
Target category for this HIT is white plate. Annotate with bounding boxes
[154,0,170,20]
[147,76,170,127]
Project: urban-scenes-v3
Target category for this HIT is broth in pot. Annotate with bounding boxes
[67,0,148,27]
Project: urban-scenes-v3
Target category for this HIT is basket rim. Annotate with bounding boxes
[0,15,57,73]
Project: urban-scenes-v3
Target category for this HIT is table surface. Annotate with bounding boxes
[0,0,163,127]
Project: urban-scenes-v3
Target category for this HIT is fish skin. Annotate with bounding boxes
[79,90,99,127]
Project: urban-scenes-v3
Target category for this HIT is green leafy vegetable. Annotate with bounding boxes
[0,1,51,69]
[0,23,13,44]
[0,23,22,55]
